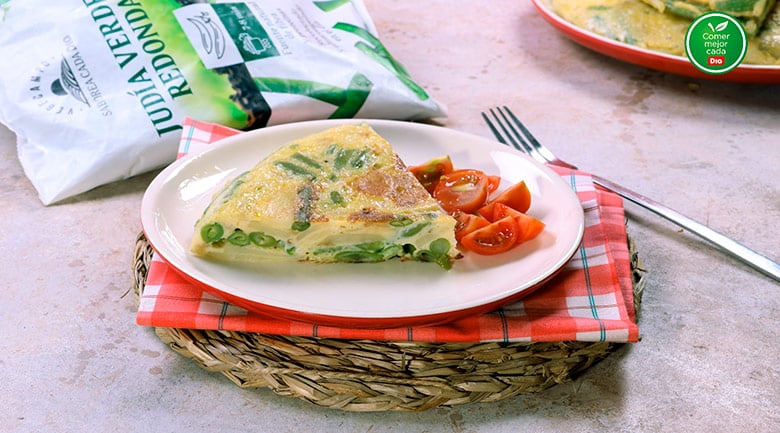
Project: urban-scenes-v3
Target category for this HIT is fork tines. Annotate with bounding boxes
[482,106,542,163]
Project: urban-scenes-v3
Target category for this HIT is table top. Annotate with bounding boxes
[2,1,778,432]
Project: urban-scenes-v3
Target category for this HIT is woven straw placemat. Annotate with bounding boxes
[132,232,645,412]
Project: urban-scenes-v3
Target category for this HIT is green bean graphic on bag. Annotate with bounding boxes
[0,0,445,205]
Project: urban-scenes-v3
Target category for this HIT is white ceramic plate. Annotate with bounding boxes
[532,0,780,84]
[141,119,585,328]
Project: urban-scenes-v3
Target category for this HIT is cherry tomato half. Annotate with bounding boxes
[409,155,454,194]
[453,210,491,242]
[477,201,522,222]
[433,169,490,213]
[490,180,531,213]
[460,216,519,255]
[487,175,501,194]
[478,202,545,243]
[514,212,546,243]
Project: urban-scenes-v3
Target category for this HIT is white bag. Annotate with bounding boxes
[0,0,446,204]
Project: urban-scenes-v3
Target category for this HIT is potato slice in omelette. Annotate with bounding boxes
[190,123,460,269]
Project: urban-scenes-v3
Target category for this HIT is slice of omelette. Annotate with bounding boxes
[190,123,460,269]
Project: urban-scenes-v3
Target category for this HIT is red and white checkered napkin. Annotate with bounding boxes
[136,118,640,343]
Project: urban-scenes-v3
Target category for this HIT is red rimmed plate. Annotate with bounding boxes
[140,119,584,328]
[532,0,780,84]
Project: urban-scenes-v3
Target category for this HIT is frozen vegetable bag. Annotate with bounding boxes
[0,0,445,204]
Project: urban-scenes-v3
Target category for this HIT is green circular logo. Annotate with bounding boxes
[685,12,747,74]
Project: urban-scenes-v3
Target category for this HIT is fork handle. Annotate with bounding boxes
[591,174,780,282]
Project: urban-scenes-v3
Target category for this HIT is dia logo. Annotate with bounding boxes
[685,12,747,75]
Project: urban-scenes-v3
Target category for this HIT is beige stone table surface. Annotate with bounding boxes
[2,1,778,432]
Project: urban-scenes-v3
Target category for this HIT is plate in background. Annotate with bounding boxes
[532,0,780,84]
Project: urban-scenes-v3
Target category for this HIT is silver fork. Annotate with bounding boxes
[482,106,780,283]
